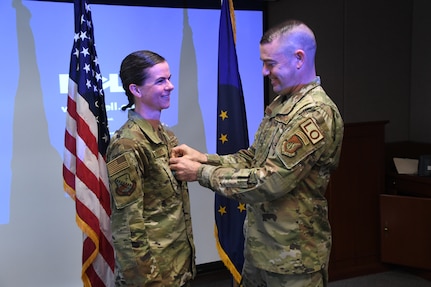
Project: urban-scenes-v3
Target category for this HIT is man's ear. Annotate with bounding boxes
[295,49,305,69]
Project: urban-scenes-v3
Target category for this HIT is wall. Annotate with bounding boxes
[265,0,430,143]
[411,0,431,143]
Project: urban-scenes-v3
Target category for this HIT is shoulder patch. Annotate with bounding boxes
[114,174,136,196]
[300,118,324,144]
[107,154,130,176]
[107,154,136,197]
[282,134,303,157]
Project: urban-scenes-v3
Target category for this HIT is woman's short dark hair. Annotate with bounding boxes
[119,50,166,110]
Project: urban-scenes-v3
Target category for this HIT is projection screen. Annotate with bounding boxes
[0,1,263,286]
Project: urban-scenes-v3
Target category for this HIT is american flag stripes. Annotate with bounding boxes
[63,0,114,286]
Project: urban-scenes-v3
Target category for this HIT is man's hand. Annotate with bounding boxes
[169,157,201,182]
[171,144,207,163]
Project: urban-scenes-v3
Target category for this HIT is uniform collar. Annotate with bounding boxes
[265,77,321,117]
[128,110,163,144]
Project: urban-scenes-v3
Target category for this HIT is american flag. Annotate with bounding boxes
[63,0,115,286]
[215,0,248,284]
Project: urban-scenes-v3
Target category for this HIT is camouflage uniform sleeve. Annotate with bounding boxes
[198,109,333,204]
[107,150,163,286]
[206,148,255,168]
[205,153,221,165]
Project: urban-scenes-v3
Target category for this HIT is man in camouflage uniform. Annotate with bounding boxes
[169,20,344,287]
[106,50,196,287]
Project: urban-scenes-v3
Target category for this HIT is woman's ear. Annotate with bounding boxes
[129,83,141,97]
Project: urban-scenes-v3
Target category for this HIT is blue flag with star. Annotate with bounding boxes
[215,0,249,284]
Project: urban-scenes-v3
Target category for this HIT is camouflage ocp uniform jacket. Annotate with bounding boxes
[198,77,344,276]
[106,110,196,287]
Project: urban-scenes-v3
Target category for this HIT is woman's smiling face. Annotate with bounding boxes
[136,61,174,112]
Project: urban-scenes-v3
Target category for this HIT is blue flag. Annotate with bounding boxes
[215,0,249,284]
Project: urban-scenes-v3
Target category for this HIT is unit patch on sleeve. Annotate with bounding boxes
[282,134,303,157]
[114,174,136,196]
[299,118,324,144]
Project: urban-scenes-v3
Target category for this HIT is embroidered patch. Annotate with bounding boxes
[300,118,324,144]
[107,154,129,176]
[114,174,136,196]
[282,135,303,157]
[295,130,310,146]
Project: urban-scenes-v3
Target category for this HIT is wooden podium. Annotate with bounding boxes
[325,124,431,281]
[326,121,388,281]
[380,141,431,272]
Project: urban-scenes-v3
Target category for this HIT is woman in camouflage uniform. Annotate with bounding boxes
[106,50,196,287]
